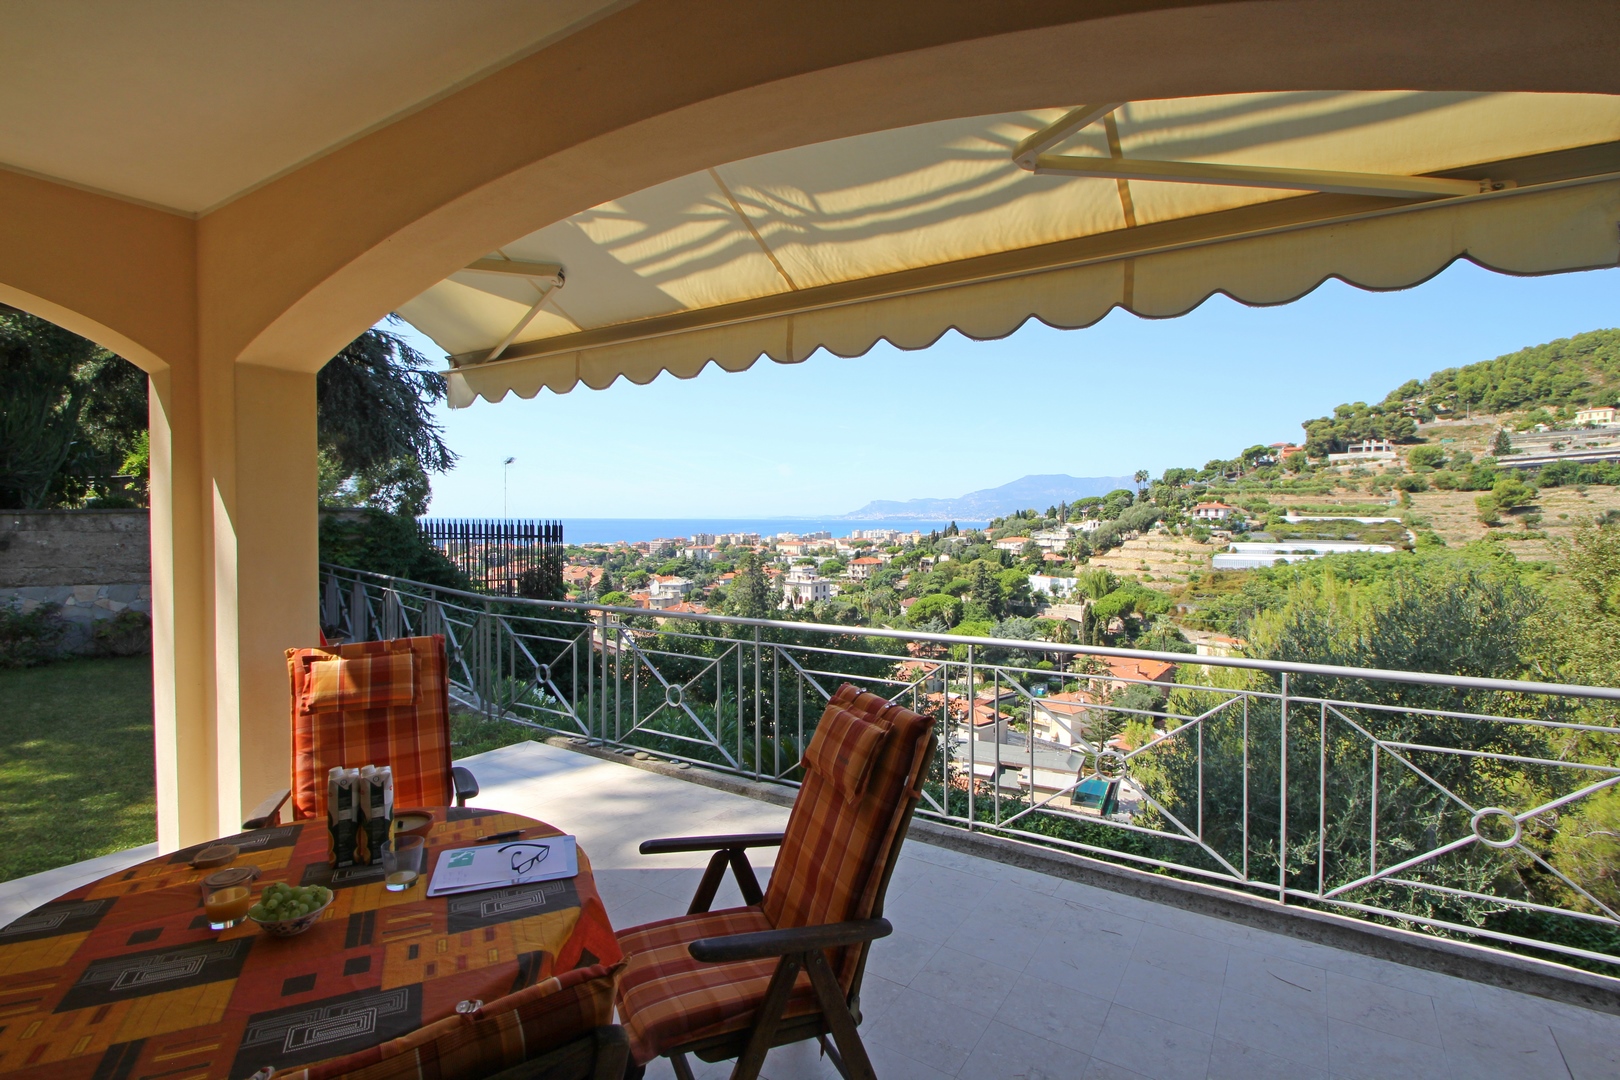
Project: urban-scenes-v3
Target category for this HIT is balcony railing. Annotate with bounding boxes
[323,563,1620,974]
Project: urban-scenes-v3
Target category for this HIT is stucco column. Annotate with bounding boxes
[149,358,318,850]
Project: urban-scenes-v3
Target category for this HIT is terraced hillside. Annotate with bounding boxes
[1087,533,1215,590]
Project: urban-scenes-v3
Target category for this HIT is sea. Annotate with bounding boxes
[551,518,987,545]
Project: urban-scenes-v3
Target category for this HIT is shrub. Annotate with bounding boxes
[318,509,468,589]
[92,609,151,656]
[0,602,69,667]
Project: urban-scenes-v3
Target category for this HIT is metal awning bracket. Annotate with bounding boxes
[460,262,566,366]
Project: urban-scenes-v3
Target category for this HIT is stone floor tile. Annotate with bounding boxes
[1204,1036,1330,1080]
[994,973,1111,1055]
[942,915,1047,972]
[1325,970,1442,1047]
[862,986,992,1075]
[1090,1003,1214,1080]
[1221,945,1327,1012]
[1112,958,1224,1034]
[858,1042,955,1080]
[1128,923,1231,984]
[960,1019,1093,1080]
[1327,1017,1452,1080]
[1432,994,1570,1080]
[1044,895,1147,946]
[1549,1022,1620,1080]
[1022,927,1136,998]
[864,930,940,985]
[1080,1059,1152,1080]
[911,945,1023,1015]
[754,1038,842,1079]
[1213,986,1329,1067]
[853,972,907,1027]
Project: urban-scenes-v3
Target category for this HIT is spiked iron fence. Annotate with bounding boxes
[418,518,563,596]
[324,563,1620,973]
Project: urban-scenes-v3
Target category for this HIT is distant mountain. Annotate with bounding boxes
[842,474,1137,520]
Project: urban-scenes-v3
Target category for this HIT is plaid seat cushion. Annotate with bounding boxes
[286,635,453,820]
[615,908,820,1065]
[280,963,621,1080]
[301,652,417,712]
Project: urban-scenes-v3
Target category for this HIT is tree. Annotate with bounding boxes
[0,311,146,509]
[317,325,456,516]
[1407,445,1447,469]
[908,593,963,628]
[726,552,772,619]
[1492,428,1515,456]
[1492,475,1536,511]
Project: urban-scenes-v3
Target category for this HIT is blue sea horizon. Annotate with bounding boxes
[437,517,988,545]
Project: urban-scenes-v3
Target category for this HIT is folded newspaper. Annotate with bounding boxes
[426,836,579,896]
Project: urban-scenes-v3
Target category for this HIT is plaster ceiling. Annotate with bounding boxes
[0,0,626,214]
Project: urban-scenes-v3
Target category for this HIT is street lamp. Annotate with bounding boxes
[503,457,515,518]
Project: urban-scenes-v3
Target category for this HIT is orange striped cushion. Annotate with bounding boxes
[802,703,889,802]
[286,636,453,820]
[288,963,620,1080]
[301,653,416,712]
[763,686,931,978]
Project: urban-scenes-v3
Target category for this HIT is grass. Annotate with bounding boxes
[0,666,545,884]
[0,657,156,882]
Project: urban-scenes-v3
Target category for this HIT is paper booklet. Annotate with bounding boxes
[426,835,579,897]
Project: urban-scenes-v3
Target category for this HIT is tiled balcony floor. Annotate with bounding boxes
[5,742,1618,1079]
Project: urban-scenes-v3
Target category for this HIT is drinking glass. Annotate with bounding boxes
[201,885,255,930]
[382,836,425,891]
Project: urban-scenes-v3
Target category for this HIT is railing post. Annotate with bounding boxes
[1278,671,1289,905]
[753,625,763,781]
[966,645,975,831]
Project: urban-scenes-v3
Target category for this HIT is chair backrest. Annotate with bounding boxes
[284,635,454,821]
[762,683,936,986]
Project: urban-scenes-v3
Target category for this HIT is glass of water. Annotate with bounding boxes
[382,836,425,891]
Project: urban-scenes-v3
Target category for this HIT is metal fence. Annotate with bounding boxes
[323,563,1620,973]
[417,518,563,595]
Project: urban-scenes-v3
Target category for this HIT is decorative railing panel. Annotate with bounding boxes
[322,564,1620,973]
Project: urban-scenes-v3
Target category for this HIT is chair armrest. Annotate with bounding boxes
[452,766,479,806]
[639,832,784,855]
[243,788,290,829]
[688,918,892,963]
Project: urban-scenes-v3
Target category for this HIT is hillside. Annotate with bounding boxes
[1389,327,1620,416]
[844,474,1134,520]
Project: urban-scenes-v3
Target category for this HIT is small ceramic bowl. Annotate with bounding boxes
[391,811,434,839]
[249,892,334,938]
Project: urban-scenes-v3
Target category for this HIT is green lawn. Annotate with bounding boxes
[0,657,156,882]
[0,661,541,884]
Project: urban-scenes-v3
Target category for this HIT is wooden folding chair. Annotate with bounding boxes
[245,634,478,828]
[614,684,937,1080]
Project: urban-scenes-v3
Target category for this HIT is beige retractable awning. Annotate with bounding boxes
[399,92,1620,408]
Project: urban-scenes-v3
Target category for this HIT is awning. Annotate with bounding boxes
[397,92,1620,408]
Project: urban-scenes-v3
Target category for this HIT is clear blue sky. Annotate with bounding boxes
[394,261,1620,518]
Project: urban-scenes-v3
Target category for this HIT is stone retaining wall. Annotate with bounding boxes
[1,510,151,654]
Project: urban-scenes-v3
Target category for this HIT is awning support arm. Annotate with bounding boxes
[469,264,565,366]
[1012,104,1122,168]
[1030,154,1500,199]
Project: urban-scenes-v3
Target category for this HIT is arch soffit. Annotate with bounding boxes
[23,0,1620,375]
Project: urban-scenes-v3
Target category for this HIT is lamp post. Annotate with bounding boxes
[503,457,515,518]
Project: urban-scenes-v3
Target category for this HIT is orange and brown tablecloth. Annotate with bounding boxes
[0,809,619,1080]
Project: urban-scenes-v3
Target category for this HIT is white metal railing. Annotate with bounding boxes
[323,564,1620,973]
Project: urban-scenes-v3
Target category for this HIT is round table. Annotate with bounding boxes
[0,808,619,1080]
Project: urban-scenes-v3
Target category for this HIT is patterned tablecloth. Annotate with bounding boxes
[0,808,620,1080]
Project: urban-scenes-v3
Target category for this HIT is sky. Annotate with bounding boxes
[395,261,1620,519]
